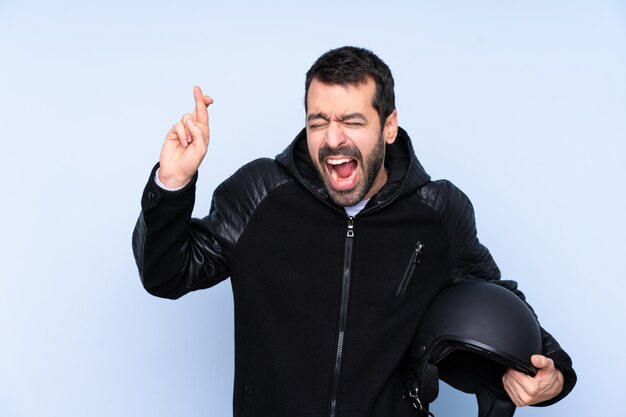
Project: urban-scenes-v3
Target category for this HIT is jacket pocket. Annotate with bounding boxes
[396,241,424,297]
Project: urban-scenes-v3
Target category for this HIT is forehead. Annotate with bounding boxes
[306,78,376,115]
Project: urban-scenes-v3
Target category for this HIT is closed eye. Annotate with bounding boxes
[338,113,367,126]
[308,122,327,129]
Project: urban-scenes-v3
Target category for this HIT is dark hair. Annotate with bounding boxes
[305,46,396,127]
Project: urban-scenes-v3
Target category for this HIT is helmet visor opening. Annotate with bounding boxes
[438,350,508,396]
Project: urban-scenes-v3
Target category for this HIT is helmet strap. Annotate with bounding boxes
[406,362,439,415]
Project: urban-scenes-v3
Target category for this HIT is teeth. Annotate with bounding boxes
[327,158,351,165]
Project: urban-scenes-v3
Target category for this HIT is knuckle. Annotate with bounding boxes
[527,382,539,396]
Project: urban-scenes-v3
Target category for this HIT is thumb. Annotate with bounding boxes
[531,354,551,370]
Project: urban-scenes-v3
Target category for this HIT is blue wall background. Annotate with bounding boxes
[1,1,624,416]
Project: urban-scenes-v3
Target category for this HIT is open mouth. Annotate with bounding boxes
[325,158,359,190]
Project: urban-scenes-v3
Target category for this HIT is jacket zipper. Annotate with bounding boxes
[396,241,423,297]
[329,216,355,417]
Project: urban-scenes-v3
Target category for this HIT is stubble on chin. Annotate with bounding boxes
[326,184,365,207]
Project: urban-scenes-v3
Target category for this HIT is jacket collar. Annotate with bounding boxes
[276,126,431,212]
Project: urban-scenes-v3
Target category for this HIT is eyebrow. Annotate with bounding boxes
[307,112,368,123]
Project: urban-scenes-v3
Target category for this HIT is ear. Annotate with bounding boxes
[383,109,398,144]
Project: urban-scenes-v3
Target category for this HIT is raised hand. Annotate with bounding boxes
[158,86,214,189]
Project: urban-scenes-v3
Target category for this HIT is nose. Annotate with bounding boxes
[325,122,346,149]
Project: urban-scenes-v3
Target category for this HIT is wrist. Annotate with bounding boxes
[155,169,191,191]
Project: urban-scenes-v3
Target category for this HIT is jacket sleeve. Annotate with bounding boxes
[132,160,293,300]
[421,179,577,406]
[131,163,234,299]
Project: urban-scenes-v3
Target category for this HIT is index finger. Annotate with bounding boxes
[192,85,211,125]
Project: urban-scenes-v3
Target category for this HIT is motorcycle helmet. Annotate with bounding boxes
[404,281,542,417]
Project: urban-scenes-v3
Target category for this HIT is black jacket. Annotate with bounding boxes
[132,127,575,417]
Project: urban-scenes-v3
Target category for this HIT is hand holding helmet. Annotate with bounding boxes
[502,354,564,407]
[405,281,562,417]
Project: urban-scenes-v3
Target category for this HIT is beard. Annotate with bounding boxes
[315,133,386,207]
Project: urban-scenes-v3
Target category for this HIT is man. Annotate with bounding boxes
[132,46,575,416]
